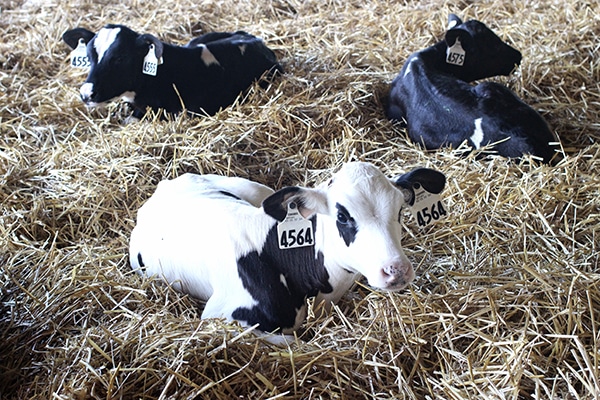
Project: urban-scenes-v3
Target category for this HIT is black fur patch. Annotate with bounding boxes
[137,252,145,268]
[262,186,301,222]
[232,216,332,332]
[218,190,242,200]
[335,203,358,246]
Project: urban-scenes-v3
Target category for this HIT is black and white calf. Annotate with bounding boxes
[62,25,282,117]
[129,162,446,336]
[386,14,558,163]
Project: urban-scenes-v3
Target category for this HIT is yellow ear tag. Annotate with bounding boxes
[70,38,91,69]
[277,202,314,250]
[410,184,447,228]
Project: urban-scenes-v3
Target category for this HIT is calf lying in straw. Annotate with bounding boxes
[130,162,447,341]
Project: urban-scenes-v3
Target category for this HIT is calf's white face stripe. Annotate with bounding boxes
[471,117,484,149]
[94,27,121,63]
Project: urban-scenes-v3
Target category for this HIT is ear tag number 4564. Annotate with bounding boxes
[446,38,465,66]
[277,202,314,250]
[411,184,447,228]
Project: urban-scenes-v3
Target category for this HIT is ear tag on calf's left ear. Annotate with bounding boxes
[410,184,447,228]
[142,44,163,76]
[446,38,465,66]
[70,39,91,69]
[277,202,314,250]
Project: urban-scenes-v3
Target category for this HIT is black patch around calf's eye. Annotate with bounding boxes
[335,203,357,246]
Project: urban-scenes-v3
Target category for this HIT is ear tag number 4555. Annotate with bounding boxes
[446,38,465,66]
[70,39,90,69]
[411,184,447,228]
[277,202,314,250]
[143,44,163,76]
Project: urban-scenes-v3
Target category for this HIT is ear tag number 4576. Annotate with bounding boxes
[277,202,314,250]
[411,184,447,228]
[446,38,465,66]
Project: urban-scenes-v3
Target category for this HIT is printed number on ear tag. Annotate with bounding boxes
[277,202,314,250]
[410,184,447,228]
[446,38,465,66]
[142,44,162,76]
[70,39,90,69]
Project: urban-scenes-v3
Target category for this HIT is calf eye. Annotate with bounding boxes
[335,204,354,226]
[337,211,350,225]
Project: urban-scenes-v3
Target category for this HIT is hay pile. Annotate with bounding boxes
[1,0,599,398]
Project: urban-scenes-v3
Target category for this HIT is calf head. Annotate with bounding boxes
[262,162,446,292]
[441,14,522,81]
[63,25,162,106]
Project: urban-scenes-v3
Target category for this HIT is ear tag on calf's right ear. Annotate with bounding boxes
[142,44,162,76]
[446,38,465,66]
[70,39,90,69]
[410,184,447,228]
[277,202,314,250]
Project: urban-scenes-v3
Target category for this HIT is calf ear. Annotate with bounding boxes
[447,14,463,30]
[393,168,446,206]
[137,34,164,60]
[445,26,473,51]
[262,187,328,222]
[62,28,95,49]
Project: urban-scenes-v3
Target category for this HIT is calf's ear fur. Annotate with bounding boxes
[62,28,96,49]
[137,34,164,59]
[444,25,473,51]
[262,187,328,222]
[393,168,446,206]
[447,14,463,29]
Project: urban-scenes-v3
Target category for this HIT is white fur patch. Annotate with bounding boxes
[80,82,94,103]
[404,56,418,78]
[279,274,288,289]
[121,91,136,103]
[198,44,221,67]
[94,27,121,63]
[447,19,459,30]
[238,44,247,55]
[471,118,484,149]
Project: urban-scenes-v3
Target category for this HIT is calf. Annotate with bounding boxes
[386,14,558,163]
[129,162,446,337]
[62,25,282,118]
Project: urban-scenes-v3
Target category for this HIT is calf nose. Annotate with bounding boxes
[80,82,94,103]
[382,260,414,289]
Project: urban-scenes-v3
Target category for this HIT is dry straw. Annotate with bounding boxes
[1,0,599,398]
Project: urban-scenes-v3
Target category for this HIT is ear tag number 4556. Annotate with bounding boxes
[446,38,465,66]
[411,184,447,228]
[277,202,314,250]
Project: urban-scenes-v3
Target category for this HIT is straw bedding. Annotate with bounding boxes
[1,0,599,398]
